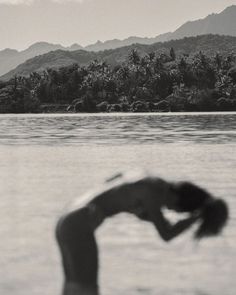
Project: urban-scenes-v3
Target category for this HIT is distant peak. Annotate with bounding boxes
[69,43,83,50]
[28,42,51,48]
[222,5,236,13]
[0,48,18,53]
[27,42,62,50]
[127,36,138,39]
[0,48,18,57]
[70,43,79,47]
[223,4,236,9]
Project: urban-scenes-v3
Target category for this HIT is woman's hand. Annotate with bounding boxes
[191,209,203,220]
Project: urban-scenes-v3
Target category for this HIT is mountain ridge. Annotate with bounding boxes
[2,34,236,81]
[1,5,236,77]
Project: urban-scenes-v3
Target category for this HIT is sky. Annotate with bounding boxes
[0,0,236,50]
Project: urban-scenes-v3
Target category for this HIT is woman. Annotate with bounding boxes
[56,171,228,295]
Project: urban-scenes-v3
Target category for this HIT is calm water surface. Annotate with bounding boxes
[0,112,235,295]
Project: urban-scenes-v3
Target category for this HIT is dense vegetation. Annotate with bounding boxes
[0,47,236,113]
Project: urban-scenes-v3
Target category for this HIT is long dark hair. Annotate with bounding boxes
[172,182,229,239]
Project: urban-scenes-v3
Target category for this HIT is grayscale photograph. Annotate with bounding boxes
[0,1,235,295]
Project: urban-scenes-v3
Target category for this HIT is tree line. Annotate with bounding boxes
[0,48,236,113]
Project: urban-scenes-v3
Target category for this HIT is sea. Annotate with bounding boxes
[0,112,235,295]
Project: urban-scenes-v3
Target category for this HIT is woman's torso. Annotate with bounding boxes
[65,171,170,230]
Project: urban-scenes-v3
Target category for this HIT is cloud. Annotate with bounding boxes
[0,0,85,5]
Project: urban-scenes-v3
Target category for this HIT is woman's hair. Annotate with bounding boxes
[172,182,229,239]
[195,198,228,239]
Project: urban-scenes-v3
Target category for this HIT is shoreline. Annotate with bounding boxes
[1,111,236,116]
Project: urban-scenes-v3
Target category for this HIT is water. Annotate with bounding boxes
[0,112,235,295]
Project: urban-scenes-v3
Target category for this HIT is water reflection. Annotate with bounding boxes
[0,113,236,145]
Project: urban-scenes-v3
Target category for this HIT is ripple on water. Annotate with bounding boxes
[0,112,236,146]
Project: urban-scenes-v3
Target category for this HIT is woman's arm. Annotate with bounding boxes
[150,210,200,242]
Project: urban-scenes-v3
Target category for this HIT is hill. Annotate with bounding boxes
[2,34,236,81]
[1,5,236,76]
[1,40,236,114]
[84,33,173,51]
[171,5,236,40]
[0,42,83,77]
[77,5,236,52]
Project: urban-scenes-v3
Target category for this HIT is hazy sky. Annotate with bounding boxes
[1,0,236,50]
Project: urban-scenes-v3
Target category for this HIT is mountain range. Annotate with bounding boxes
[2,34,236,81]
[85,5,236,50]
[1,5,236,79]
[0,42,83,77]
